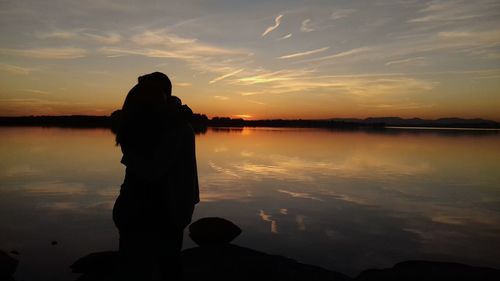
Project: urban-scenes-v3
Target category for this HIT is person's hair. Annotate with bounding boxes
[137,72,172,96]
[115,72,173,148]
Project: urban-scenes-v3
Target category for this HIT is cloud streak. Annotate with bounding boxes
[300,19,314,32]
[0,47,87,59]
[36,30,122,44]
[209,68,244,84]
[300,47,371,63]
[385,57,427,66]
[278,33,292,40]
[331,9,356,20]
[262,15,283,37]
[278,47,329,59]
[0,63,38,75]
[408,0,489,23]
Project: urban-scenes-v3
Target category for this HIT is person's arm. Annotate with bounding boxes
[182,124,199,204]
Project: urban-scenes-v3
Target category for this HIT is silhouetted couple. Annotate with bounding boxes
[113,72,199,280]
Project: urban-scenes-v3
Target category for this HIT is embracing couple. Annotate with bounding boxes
[113,72,199,280]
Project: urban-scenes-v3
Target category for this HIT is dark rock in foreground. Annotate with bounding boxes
[71,251,120,281]
[181,244,349,281]
[71,245,349,281]
[189,217,242,246]
[0,250,18,281]
[71,250,500,281]
[69,217,500,280]
[356,260,500,281]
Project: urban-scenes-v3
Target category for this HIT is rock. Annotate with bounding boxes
[71,246,350,281]
[189,217,242,246]
[0,250,18,280]
[356,260,500,281]
[71,251,119,274]
[181,244,350,280]
[9,250,19,255]
[71,251,120,281]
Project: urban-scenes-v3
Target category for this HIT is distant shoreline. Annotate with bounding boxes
[1,113,499,131]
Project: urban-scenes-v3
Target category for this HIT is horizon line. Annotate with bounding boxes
[1,114,499,123]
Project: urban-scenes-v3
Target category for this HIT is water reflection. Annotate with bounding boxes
[193,127,500,275]
[1,127,500,279]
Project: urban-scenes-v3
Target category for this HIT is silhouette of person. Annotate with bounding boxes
[113,72,199,280]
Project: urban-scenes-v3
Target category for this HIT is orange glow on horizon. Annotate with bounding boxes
[232,114,254,119]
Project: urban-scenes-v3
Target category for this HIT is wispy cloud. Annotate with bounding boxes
[99,29,251,78]
[385,57,427,67]
[130,30,196,46]
[248,100,268,106]
[0,47,87,59]
[382,29,500,60]
[331,9,356,20]
[236,69,315,85]
[408,0,499,23]
[18,89,51,95]
[83,32,121,44]
[213,95,229,100]
[262,14,283,37]
[99,47,193,59]
[300,19,314,32]
[36,30,79,40]
[437,30,500,46]
[0,63,38,75]
[234,67,436,96]
[100,43,247,61]
[36,29,122,44]
[278,33,292,40]
[278,47,329,59]
[209,68,244,84]
[301,47,371,63]
[240,92,261,96]
[115,30,248,58]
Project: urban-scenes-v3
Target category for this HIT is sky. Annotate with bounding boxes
[0,0,499,120]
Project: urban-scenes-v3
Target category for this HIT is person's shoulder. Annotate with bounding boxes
[181,122,195,136]
[171,120,193,136]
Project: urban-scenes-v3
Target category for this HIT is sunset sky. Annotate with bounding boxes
[1,0,499,120]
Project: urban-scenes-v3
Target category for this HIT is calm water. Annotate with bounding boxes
[1,127,500,279]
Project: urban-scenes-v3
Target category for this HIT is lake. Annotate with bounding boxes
[1,126,500,280]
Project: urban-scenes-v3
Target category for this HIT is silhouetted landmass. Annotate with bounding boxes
[331,117,500,129]
[70,246,350,281]
[1,111,499,131]
[356,260,500,281]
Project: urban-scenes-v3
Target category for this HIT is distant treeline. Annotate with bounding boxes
[210,117,385,129]
[0,115,112,128]
[1,111,499,132]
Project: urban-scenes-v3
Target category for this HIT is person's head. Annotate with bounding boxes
[116,72,174,147]
[137,71,172,99]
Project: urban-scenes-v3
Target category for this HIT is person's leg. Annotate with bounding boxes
[119,230,154,280]
[157,227,184,280]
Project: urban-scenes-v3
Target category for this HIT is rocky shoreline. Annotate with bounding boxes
[2,218,500,280]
